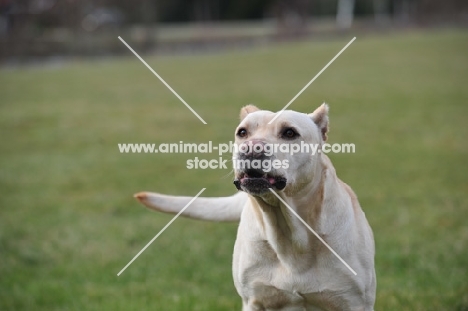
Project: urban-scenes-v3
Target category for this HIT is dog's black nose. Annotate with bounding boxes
[238,140,267,160]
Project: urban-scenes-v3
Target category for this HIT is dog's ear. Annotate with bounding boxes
[309,103,329,141]
[240,105,260,121]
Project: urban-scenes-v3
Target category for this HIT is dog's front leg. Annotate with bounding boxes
[253,199,313,270]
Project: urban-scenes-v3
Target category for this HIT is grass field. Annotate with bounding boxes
[1,29,468,310]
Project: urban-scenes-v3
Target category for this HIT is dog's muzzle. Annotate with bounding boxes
[233,140,287,195]
[233,171,287,192]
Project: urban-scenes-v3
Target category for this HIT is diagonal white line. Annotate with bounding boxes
[117,188,206,276]
[268,37,356,124]
[268,188,357,275]
[118,36,207,125]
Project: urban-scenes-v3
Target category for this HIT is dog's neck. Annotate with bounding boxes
[249,159,329,271]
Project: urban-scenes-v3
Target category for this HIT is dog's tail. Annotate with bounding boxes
[133,191,247,222]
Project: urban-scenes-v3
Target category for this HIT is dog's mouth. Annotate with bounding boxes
[234,169,287,194]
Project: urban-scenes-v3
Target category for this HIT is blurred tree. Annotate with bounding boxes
[373,0,391,24]
[270,0,310,36]
[337,0,355,28]
[141,0,157,24]
[391,0,413,24]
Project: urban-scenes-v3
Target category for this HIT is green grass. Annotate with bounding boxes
[1,28,467,310]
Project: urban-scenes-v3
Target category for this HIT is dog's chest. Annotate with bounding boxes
[236,249,333,310]
[235,241,349,310]
[237,267,348,310]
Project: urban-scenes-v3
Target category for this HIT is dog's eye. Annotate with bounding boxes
[237,128,248,138]
[282,128,298,139]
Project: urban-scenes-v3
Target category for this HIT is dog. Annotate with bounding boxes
[135,104,376,310]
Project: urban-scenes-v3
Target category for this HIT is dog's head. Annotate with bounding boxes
[233,104,329,196]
